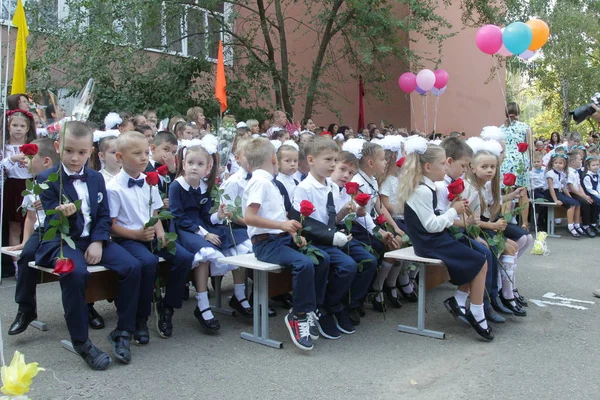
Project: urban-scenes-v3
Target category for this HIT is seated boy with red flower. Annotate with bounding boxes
[107,132,194,345]
[292,139,378,338]
[145,131,178,208]
[242,137,330,351]
[34,122,144,371]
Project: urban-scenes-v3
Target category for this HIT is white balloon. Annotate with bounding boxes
[416,69,436,91]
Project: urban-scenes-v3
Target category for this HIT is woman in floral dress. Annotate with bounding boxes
[500,102,533,229]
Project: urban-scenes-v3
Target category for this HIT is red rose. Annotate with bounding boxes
[447,192,457,201]
[374,214,386,225]
[517,142,529,153]
[447,178,465,196]
[503,173,517,187]
[345,182,360,195]
[145,171,160,186]
[396,157,406,169]
[299,200,316,217]
[354,193,371,207]
[53,258,75,274]
[20,143,38,157]
[156,165,169,176]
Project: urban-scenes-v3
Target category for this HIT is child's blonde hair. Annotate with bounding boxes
[397,144,445,212]
[359,142,382,166]
[245,137,274,170]
[277,144,298,161]
[379,149,398,183]
[466,150,501,218]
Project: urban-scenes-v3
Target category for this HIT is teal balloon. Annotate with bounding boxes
[502,22,533,55]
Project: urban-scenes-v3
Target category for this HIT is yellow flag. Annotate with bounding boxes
[11,0,29,94]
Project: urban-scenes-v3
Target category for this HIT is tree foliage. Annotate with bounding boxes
[27,0,503,122]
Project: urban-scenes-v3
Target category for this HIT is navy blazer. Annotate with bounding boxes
[37,164,111,247]
[146,161,176,196]
[289,192,337,246]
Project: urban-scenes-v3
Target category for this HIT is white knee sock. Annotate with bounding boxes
[470,303,488,329]
[13,261,18,278]
[196,291,214,319]
[500,255,516,300]
[454,290,469,309]
[374,261,393,301]
[234,283,250,308]
[385,265,402,297]
[398,273,414,293]
[516,235,533,259]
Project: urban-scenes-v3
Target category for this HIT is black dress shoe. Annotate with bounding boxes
[134,318,149,345]
[194,307,220,332]
[592,225,600,234]
[88,304,105,330]
[229,296,253,318]
[499,293,527,316]
[576,226,586,236]
[371,297,386,313]
[8,311,37,335]
[513,289,528,307]
[183,283,190,301]
[443,297,469,325]
[271,293,293,309]
[383,286,402,308]
[568,227,581,238]
[107,330,132,364]
[584,226,596,238]
[484,304,505,323]
[490,295,513,315]
[398,283,418,303]
[465,311,494,341]
[358,299,366,317]
[349,308,361,326]
[155,300,174,338]
[74,339,112,371]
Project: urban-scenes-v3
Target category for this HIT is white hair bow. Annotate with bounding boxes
[404,136,428,155]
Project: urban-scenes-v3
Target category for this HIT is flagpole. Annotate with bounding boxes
[0,0,14,284]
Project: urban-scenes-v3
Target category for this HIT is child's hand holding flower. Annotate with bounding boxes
[55,202,77,217]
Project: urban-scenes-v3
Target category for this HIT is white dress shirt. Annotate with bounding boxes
[276,172,298,202]
[380,175,401,218]
[406,177,457,233]
[293,172,336,225]
[100,168,117,184]
[107,170,163,230]
[567,167,581,192]
[242,168,286,238]
[21,194,45,230]
[2,145,33,179]
[64,165,91,237]
[221,167,250,208]
[434,175,453,214]
[529,168,545,190]
[545,169,566,191]
[351,169,379,215]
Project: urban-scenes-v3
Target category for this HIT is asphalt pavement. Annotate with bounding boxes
[1,230,599,400]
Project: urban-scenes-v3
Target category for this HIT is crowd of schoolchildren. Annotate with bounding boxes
[4,97,597,371]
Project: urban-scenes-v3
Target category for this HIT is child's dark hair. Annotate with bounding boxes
[64,121,93,140]
[337,151,359,169]
[32,138,59,166]
[441,137,473,160]
[177,145,218,190]
[304,137,339,157]
[271,129,288,141]
[153,131,178,147]
[359,142,382,165]
[3,110,36,144]
[135,124,154,135]
[546,153,568,172]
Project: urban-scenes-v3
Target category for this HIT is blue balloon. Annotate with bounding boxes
[415,85,427,95]
[502,22,533,55]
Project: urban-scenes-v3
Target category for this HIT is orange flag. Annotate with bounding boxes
[215,40,227,113]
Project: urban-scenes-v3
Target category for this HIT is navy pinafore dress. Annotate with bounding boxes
[404,183,485,286]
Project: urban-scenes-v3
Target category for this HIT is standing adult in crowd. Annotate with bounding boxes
[6,94,30,111]
[267,110,287,137]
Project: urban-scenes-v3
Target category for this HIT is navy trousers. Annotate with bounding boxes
[38,239,141,343]
[252,235,329,314]
[116,239,193,319]
[315,245,357,314]
[342,239,378,308]
[15,232,41,313]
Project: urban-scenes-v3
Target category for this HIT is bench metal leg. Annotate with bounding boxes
[547,207,561,238]
[240,270,282,349]
[397,264,445,340]
[30,320,48,331]
[61,339,77,355]
[211,276,234,316]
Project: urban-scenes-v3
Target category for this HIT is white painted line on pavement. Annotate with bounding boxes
[530,299,547,308]
[542,292,596,304]
[532,300,588,310]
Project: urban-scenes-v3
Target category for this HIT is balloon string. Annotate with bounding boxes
[434,95,440,133]
[423,95,427,135]
[495,57,509,118]
[408,93,418,133]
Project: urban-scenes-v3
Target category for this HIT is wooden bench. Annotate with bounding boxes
[384,247,448,340]
[533,200,560,238]
[218,254,283,349]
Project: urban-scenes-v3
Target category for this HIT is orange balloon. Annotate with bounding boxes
[526,19,550,50]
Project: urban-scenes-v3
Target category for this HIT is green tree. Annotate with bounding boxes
[27,0,503,122]
[505,0,600,134]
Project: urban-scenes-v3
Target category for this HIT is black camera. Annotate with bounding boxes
[570,93,600,124]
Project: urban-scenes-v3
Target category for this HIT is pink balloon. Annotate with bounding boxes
[416,69,436,91]
[434,69,449,89]
[398,72,417,93]
[497,28,513,56]
[476,24,503,55]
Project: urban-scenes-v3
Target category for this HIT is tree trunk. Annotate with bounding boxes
[273,0,294,117]
[256,0,283,109]
[560,77,570,134]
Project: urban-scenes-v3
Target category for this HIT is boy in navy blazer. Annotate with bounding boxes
[35,122,142,371]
